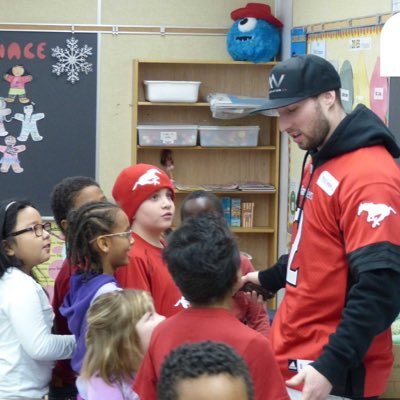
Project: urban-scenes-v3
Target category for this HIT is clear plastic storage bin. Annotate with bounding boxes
[138,125,198,147]
[143,81,201,103]
[199,126,259,147]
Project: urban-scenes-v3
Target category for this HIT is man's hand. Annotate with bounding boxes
[238,271,266,304]
[286,365,332,400]
[240,271,261,286]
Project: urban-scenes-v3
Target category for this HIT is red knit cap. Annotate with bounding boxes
[112,163,175,224]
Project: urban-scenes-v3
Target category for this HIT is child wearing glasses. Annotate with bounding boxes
[49,176,105,400]
[0,199,76,399]
[79,290,164,400]
[112,164,186,317]
[59,200,133,395]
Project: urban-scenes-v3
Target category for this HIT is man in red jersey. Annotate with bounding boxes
[243,54,400,400]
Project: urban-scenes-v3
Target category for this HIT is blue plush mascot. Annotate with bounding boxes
[227,3,283,63]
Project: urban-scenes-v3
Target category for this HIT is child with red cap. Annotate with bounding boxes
[112,163,188,317]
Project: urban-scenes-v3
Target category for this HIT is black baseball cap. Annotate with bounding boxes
[254,54,341,112]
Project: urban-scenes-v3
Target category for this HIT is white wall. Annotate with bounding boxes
[293,0,392,26]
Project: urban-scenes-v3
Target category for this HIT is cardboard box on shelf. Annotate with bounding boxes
[382,344,400,399]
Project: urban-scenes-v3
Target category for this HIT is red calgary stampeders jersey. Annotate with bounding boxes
[114,232,186,317]
[271,145,400,397]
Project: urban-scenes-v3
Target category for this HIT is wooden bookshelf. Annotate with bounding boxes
[132,60,280,306]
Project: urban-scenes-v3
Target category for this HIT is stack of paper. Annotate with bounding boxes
[201,183,239,191]
[207,93,279,119]
[174,183,210,192]
[238,182,276,192]
[174,181,275,193]
[175,183,239,192]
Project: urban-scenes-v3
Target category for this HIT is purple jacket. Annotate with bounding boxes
[60,273,119,373]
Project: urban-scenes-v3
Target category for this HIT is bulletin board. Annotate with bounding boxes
[308,27,384,119]
[0,31,97,216]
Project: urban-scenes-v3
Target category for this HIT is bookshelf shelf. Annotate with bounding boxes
[231,227,274,233]
[138,101,210,107]
[132,60,280,278]
[138,146,276,151]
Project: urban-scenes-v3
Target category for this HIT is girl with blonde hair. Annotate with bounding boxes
[79,289,164,400]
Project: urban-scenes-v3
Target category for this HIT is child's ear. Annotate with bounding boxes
[60,219,68,233]
[93,236,110,254]
[2,240,15,256]
[232,268,243,294]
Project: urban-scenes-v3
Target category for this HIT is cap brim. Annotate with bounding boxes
[251,96,308,114]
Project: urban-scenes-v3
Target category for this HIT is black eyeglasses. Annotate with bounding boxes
[10,222,52,238]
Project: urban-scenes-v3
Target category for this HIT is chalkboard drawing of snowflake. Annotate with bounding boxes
[51,37,93,84]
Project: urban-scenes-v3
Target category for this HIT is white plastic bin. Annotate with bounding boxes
[199,126,259,147]
[143,81,201,103]
[138,125,198,146]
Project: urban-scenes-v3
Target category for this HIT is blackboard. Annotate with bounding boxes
[0,31,97,215]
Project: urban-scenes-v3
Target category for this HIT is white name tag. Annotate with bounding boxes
[317,171,339,196]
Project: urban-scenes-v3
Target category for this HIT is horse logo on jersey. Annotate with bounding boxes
[132,168,161,191]
[357,202,396,228]
[174,296,190,309]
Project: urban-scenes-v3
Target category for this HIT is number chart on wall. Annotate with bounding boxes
[0,31,97,215]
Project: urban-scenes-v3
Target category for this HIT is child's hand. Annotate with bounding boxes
[136,311,165,352]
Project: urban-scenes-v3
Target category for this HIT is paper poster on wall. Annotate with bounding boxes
[349,36,372,51]
[0,31,97,215]
[353,54,371,107]
[287,180,298,235]
[34,221,65,302]
[310,40,326,58]
[370,57,388,124]
[291,27,307,56]
[339,60,354,113]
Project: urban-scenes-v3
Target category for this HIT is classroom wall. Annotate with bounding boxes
[1,0,394,232]
[293,0,392,26]
[1,0,275,196]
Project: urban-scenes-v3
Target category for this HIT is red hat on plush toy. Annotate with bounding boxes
[112,163,175,224]
[231,3,283,28]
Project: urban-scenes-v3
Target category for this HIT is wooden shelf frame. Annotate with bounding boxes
[132,60,280,272]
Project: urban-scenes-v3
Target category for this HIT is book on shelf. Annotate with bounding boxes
[221,197,231,225]
[230,198,242,227]
[241,202,255,228]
